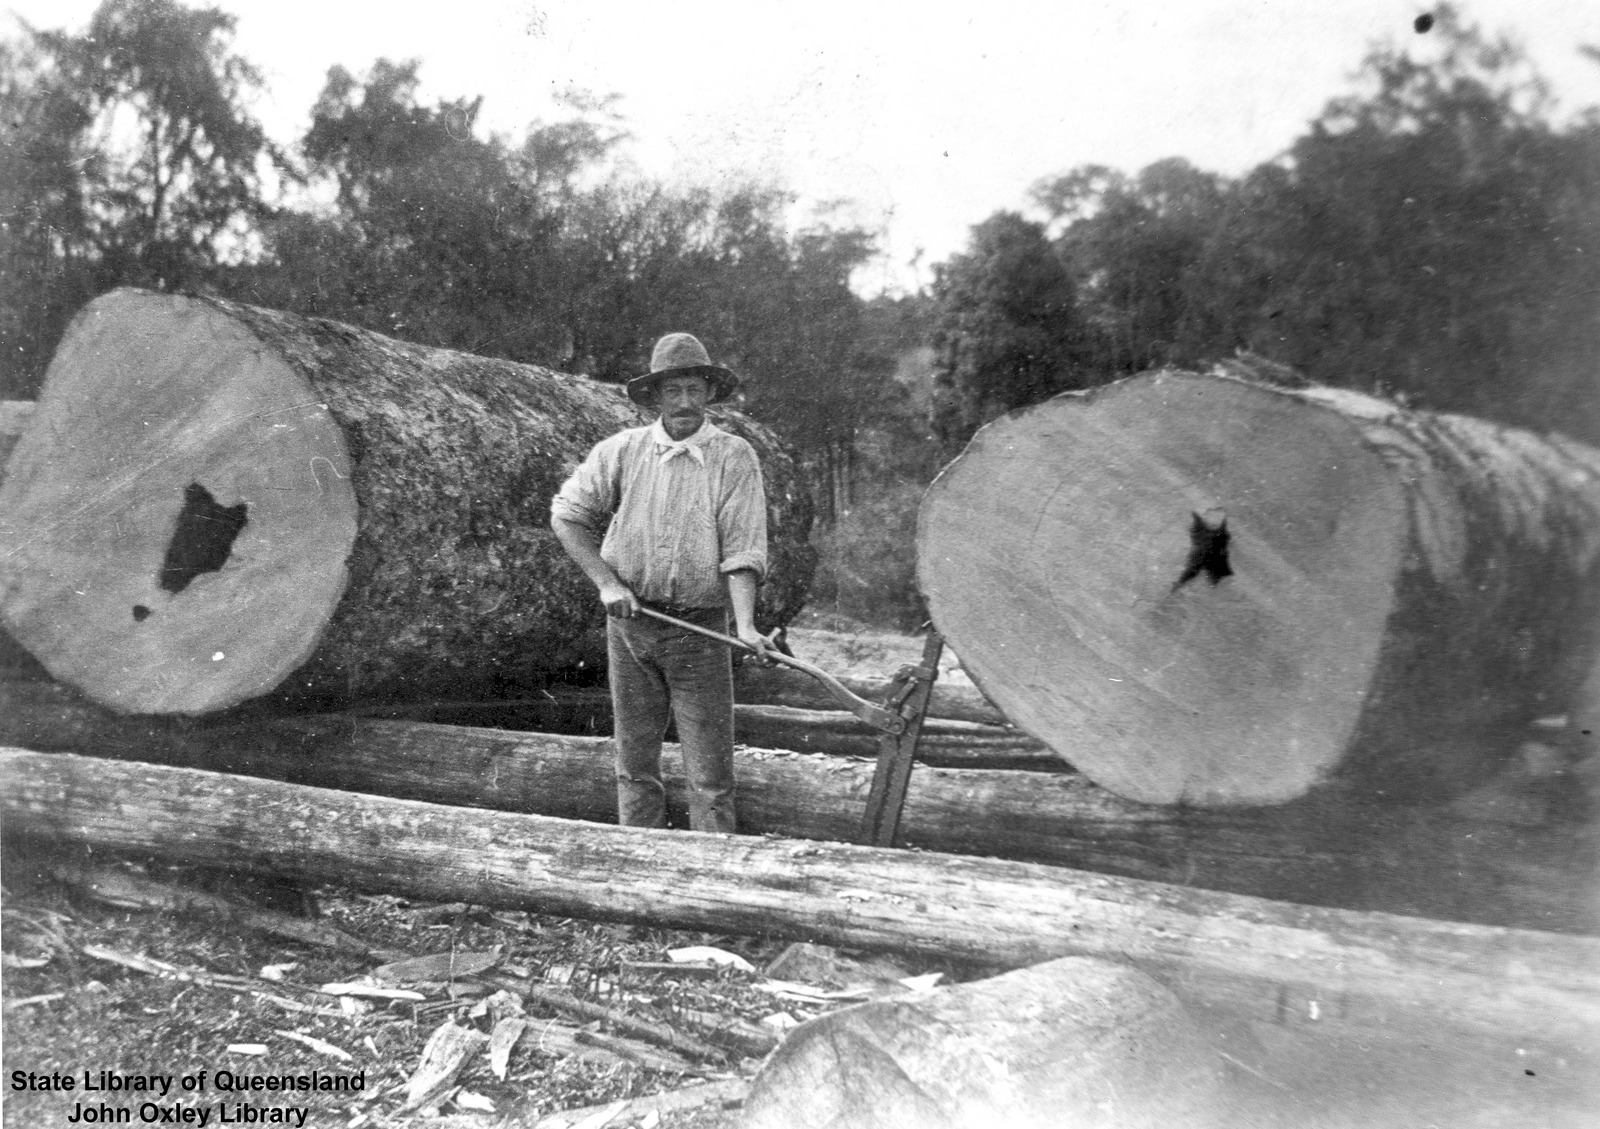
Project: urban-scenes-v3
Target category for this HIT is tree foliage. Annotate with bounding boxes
[254,59,895,516]
[1,0,280,394]
[0,1,906,525]
[35,0,280,281]
[939,3,1600,445]
[929,211,1090,449]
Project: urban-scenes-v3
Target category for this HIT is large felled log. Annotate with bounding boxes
[0,402,39,677]
[0,289,814,715]
[918,367,1600,806]
[734,662,1009,727]
[5,749,1598,1063]
[742,949,1600,1129]
[732,703,1047,765]
[743,956,1225,1129]
[342,689,1054,770]
[2,680,1593,932]
[0,400,32,469]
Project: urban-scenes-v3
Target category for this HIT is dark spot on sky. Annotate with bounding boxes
[1414,13,1434,33]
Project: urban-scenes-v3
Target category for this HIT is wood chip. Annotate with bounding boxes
[227,1044,268,1055]
[408,902,471,923]
[319,982,426,1001]
[667,946,755,973]
[274,1029,353,1061]
[399,1020,487,1113]
[453,1090,496,1112]
[488,1017,526,1080]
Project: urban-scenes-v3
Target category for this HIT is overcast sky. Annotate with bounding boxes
[8,0,1600,293]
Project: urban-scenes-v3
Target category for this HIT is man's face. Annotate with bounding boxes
[656,373,712,439]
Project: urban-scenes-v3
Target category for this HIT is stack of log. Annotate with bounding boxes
[2,677,1592,934]
[3,748,1597,1127]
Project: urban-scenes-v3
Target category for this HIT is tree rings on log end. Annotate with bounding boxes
[918,370,1410,807]
[0,291,356,713]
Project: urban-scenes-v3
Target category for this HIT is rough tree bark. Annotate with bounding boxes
[2,682,1593,933]
[0,289,814,715]
[4,748,1597,1058]
[918,367,1600,807]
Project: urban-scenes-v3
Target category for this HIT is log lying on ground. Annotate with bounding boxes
[3,680,1593,933]
[0,289,814,715]
[919,366,1600,807]
[733,704,1048,767]
[734,662,1009,727]
[4,749,1598,1059]
[744,956,1228,1129]
[0,400,32,470]
[340,687,1054,770]
[0,403,39,678]
[744,955,1224,1129]
[743,951,1600,1129]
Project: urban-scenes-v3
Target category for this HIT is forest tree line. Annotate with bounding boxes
[931,5,1600,453]
[2,1,1596,627]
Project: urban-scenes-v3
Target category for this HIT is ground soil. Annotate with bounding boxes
[0,621,983,1129]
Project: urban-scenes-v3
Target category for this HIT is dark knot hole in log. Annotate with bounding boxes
[1173,510,1232,590]
[157,482,249,595]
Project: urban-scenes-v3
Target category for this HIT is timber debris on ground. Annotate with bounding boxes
[0,856,972,1128]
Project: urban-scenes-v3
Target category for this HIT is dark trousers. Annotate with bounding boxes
[606,606,737,833]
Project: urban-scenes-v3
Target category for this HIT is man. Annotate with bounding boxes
[550,332,769,833]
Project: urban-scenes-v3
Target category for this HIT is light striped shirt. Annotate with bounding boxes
[551,419,768,608]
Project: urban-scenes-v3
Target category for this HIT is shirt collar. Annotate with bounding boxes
[650,418,720,464]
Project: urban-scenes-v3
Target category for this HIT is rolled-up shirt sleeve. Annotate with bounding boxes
[717,442,769,580]
[550,439,617,532]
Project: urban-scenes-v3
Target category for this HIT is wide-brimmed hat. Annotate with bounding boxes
[626,333,740,406]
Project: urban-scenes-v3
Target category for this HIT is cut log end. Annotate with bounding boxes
[742,956,1225,1129]
[920,371,1410,806]
[0,291,357,713]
